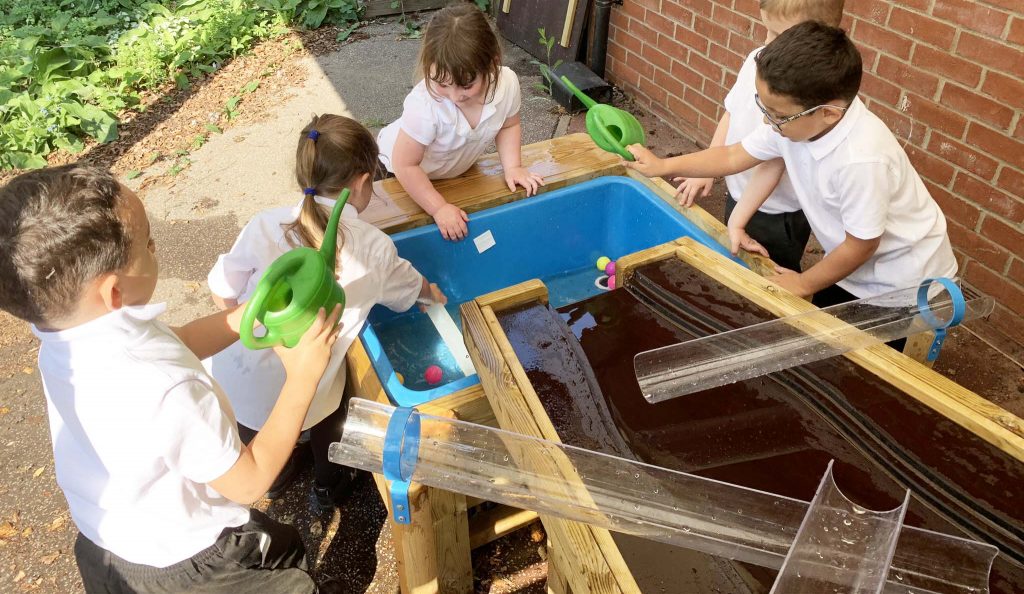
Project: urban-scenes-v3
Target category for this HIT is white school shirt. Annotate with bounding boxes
[723,47,801,215]
[32,304,249,568]
[206,197,423,431]
[377,66,522,179]
[741,97,957,298]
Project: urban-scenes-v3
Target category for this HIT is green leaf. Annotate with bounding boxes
[242,80,259,93]
[205,123,222,134]
[35,48,71,82]
[336,23,358,42]
[174,73,190,90]
[225,96,241,111]
[126,170,142,179]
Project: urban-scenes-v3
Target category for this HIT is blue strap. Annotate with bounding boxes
[382,406,421,524]
[916,277,966,362]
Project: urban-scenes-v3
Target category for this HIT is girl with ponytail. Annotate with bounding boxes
[206,114,446,512]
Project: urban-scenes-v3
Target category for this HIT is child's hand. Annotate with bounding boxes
[274,305,342,386]
[769,267,812,299]
[433,203,469,241]
[673,177,713,208]
[504,167,545,197]
[418,283,449,313]
[727,226,770,259]
[622,145,663,177]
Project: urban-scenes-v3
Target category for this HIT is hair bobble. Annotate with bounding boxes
[307,130,320,142]
[303,187,316,196]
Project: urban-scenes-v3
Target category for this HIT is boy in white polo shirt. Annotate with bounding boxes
[0,165,342,593]
[673,0,845,272]
[626,22,956,307]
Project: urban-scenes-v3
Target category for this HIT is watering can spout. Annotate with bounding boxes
[320,188,350,273]
[559,75,598,109]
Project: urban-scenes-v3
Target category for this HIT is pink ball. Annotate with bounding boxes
[424,365,443,385]
[604,261,616,276]
[608,274,617,290]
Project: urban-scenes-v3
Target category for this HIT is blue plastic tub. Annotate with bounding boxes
[360,176,735,406]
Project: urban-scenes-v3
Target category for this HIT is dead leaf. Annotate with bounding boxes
[21,527,31,537]
[47,516,66,532]
[21,368,32,375]
[39,552,59,565]
[0,523,17,540]
[0,407,9,415]
[13,570,25,582]
[32,467,44,478]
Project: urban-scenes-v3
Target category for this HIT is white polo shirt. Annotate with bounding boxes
[206,196,423,431]
[723,48,801,215]
[741,97,957,298]
[33,304,249,568]
[377,66,522,179]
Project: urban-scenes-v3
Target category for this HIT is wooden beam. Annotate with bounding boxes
[672,238,1024,463]
[615,241,681,286]
[468,507,540,549]
[361,0,447,18]
[476,278,550,311]
[902,331,937,366]
[363,134,624,234]
[560,0,579,47]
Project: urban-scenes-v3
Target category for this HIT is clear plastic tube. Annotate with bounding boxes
[635,280,994,404]
[329,399,997,594]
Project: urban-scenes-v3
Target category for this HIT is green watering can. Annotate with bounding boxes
[561,75,645,161]
[239,189,349,349]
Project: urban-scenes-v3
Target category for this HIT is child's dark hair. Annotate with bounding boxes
[418,4,502,103]
[289,114,379,251]
[755,21,862,110]
[0,165,132,325]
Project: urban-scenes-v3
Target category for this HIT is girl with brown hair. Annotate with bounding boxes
[206,114,446,512]
[377,3,544,241]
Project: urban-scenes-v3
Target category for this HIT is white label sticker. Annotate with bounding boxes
[474,230,496,253]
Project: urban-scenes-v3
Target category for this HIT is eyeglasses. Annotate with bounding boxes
[753,93,847,133]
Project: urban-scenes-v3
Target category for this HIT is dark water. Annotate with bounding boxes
[499,258,1023,594]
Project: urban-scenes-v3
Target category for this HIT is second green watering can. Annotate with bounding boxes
[239,189,349,349]
[561,75,645,161]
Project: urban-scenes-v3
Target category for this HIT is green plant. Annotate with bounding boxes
[531,27,562,96]
[257,0,359,29]
[474,0,490,11]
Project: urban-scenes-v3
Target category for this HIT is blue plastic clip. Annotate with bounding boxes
[916,277,966,362]
[382,406,421,524]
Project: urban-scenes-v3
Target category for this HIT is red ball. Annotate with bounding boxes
[424,365,443,385]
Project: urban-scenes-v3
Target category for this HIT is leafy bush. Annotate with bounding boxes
[256,0,359,30]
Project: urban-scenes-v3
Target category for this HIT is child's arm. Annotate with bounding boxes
[209,306,342,504]
[392,130,469,241]
[725,158,786,258]
[495,113,544,196]
[771,233,881,299]
[625,143,762,183]
[674,112,731,207]
[171,306,246,360]
[211,295,237,310]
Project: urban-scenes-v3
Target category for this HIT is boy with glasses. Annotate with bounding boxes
[627,22,956,308]
[673,0,845,273]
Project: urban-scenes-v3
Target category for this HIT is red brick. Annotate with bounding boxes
[614,27,643,56]
[619,1,646,23]
[654,67,687,100]
[684,86,718,118]
[906,144,956,186]
[703,79,727,105]
[911,45,982,89]
[860,72,902,106]
[609,58,641,88]
[711,4,754,35]
[642,42,673,74]
[981,215,1024,254]
[671,60,703,90]
[709,42,744,74]
[638,74,668,104]
[987,305,1024,347]
[964,261,1024,317]
[900,0,931,10]
[684,0,714,18]
[929,132,998,180]
[727,32,757,59]
[979,0,1023,12]
[858,44,880,72]
[627,15,659,45]
[687,51,724,83]
[981,71,1024,109]
[905,94,968,139]
[1017,121,1024,142]
[666,95,701,128]
[952,171,1024,221]
[852,19,913,60]
[663,1,694,28]
[1009,17,1024,47]
[694,15,730,46]
[646,9,678,38]
[669,25,708,55]
[847,0,890,25]
[996,166,1024,203]
[732,0,759,19]
[888,8,956,50]
[939,83,1015,130]
[869,101,928,146]
[924,179,981,229]
[946,220,1008,271]
[626,50,655,80]
[956,32,1024,77]
[932,0,1010,39]
[607,42,627,65]
[966,122,1024,171]
[752,22,767,44]
[1009,258,1024,286]
[876,55,939,99]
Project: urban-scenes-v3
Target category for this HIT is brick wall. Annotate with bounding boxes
[606,0,1024,343]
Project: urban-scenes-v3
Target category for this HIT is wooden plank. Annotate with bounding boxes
[363,133,623,234]
[615,242,681,286]
[361,0,447,18]
[672,238,1024,463]
[476,278,550,310]
[502,0,511,14]
[462,299,636,594]
[547,541,572,594]
[560,0,579,47]
[468,506,540,549]
[902,331,937,366]
[624,170,777,277]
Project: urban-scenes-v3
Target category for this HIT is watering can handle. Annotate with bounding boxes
[560,76,597,109]
[239,254,305,350]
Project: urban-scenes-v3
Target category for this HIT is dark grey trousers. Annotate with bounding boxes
[724,194,811,272]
